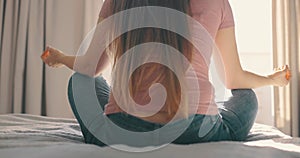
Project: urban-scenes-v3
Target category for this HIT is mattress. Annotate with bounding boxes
[0,114,299,158]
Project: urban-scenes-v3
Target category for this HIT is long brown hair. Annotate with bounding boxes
[108,0,193,118]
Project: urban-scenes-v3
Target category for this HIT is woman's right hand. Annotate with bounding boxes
[41,46,65,68]
[268,65,291,87]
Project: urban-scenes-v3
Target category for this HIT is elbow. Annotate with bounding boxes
[225,82,239,89]
[85,73,97,78]
[224,71,244,89]
[74,64,97,78]
[79,72,98,78]
[93,67,104,78]
[92,72,101,78]
[87,70,101,78]
[225,79,236,89]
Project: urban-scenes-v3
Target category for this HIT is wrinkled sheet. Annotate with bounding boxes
[0,114,299,158]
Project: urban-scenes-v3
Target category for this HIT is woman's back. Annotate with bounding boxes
[100,0,235,123]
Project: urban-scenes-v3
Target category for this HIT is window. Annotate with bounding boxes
[229,0,274,125]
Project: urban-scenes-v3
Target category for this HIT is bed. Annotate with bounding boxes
[0,114,299,158]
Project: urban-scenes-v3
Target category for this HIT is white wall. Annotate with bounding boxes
[229,0,274,125]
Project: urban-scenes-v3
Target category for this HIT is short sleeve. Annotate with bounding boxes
[99,0,113,19]
[219,0,235,29]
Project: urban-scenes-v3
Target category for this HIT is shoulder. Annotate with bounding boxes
[189,0,224,10]
[99,0,114,18]
[189,0,232,14]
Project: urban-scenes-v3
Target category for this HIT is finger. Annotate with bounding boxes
[41,50,50,60]
[283,65,289,72]
[43,59,49,65]
[286,70,291,80]
[42,46,51,59]
[50,63,61,68]
[43,56,50,63]
[53,65,62,68]
[48,46,57,53]
[47,45,53,51]
[282,65,286,71]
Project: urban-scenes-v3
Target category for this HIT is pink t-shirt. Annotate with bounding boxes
[98,0,235,115]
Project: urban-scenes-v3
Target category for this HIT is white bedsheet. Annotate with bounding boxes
[0,114,299,158]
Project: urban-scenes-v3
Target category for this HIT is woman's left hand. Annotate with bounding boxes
[41,46,65,68]
[268,65,291,87]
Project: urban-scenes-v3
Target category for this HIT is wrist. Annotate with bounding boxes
[57,54,66,64]
[266,75,276,86]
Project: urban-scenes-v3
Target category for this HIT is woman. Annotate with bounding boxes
[42,0,290,146]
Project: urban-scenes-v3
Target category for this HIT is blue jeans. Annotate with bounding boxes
[67,73,258,146]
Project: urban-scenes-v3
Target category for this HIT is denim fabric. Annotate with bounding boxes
[67,73,258,146]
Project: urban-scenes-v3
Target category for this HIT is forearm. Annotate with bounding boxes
[227,70,274,89]
[58,55,94,77]
[59,55,76,71]
[58,54,107,77]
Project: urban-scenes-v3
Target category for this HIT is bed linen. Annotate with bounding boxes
[0,114,299,158]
